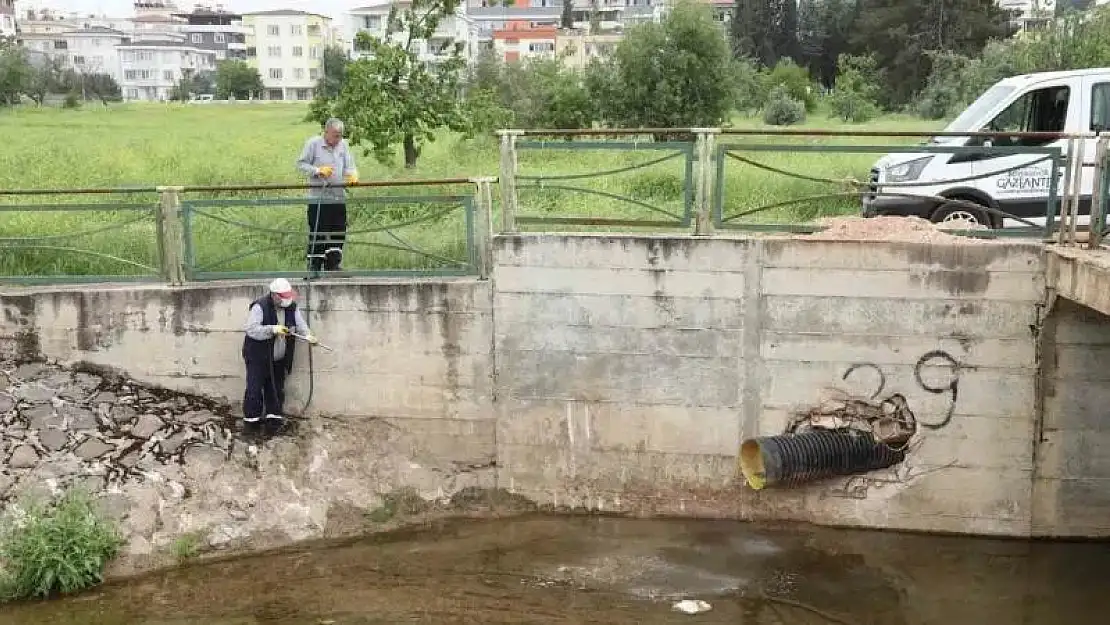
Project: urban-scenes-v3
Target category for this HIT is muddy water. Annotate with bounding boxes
[2,514,1109,625]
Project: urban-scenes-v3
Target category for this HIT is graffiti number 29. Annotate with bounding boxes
[841,350,961,430]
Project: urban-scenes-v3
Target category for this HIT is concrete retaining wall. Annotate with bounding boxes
[1035,298,1110,537]
[6,233,1110,539]
[0,279,498,481]
[493,234,1045,536]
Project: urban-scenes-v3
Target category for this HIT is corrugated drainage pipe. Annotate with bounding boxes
[739,429,906,490]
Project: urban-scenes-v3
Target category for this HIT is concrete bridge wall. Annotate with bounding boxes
[3,233,1109,539]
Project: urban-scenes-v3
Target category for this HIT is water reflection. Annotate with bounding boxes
[2,514,1108,624]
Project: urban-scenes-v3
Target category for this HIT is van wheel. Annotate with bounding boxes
[931,201,996,229]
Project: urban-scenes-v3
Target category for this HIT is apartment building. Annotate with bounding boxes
[243,9,332,101]
[1,0,16,41]
[173,4,248,61]
[348,1,475,64]
[19,25,130,80]
[555,30,621,69]
[118,38,216,101]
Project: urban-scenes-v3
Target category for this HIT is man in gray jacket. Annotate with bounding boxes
[296,117,359,272]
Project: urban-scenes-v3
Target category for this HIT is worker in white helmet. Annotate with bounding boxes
[241,277,317,437]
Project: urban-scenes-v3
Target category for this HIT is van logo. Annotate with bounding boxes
[996,165,1054,193]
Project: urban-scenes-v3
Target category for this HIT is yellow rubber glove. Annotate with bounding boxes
[272,324,289,336]
[344,172,358,185]
[305,333,319,345]
[316,165,334,178]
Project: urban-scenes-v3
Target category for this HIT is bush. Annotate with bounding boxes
[0,489,123,601]
[763,85,806,126]
[760,59,816,112]
[62,91,80,109]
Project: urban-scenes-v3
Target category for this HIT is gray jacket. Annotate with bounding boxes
[296,136,357,203]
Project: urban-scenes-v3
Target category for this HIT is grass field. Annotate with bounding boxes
[0,103,942,278]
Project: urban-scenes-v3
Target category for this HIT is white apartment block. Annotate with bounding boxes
[1,0,16,41]
[348,1,476,64]
[243,9,332,101]
[18,26,130,81]
[118,39,216,101]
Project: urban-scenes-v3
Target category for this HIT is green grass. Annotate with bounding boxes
[0,489,123,602]
[0,103,943,278]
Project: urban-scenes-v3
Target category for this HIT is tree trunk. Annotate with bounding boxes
[403,134,419,168]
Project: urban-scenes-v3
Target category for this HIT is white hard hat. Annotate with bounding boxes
[269,278,296,299]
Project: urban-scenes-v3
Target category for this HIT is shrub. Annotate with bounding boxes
[760,59,816,112]
[62,91,80,109]
[827,54,881,123]
[763,85,806,126]
[0,489,123,601]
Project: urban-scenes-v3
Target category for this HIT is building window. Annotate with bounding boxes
[214,33,225,44]
[267,46,281,57]
[296,88,310,100]
[269,68,283,80]
[267,25,280,36]
[309,68,319,80]
[52,40,67,49]
[292,46,303,57]
[291,25,303,35]
[308,24,321,35]
[127,88,139,99]
[216,50,227,60]
[528,42,554,52]
[294,68,305,79]
[362,15,381,29]
[191,33,202,44]
[164,70,174,81]
[73,55,85,65]
[310,46,319,59]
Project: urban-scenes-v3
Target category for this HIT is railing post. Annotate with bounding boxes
[156,186,186,286]
[1089,135,1109,249]
[470,176,495,279]
[692,128,719,236]
[497,129,522,234]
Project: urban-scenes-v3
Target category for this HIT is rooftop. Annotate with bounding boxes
[241,9,330,19]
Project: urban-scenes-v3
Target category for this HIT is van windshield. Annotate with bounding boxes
[931,84,1018,143]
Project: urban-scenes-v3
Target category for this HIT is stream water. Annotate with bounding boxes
[1,514,1108,624]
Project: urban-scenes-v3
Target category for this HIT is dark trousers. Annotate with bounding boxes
[307,202,347,271]
[243,357,287,421]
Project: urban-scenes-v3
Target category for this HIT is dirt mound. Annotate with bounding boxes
[802,216,997,244]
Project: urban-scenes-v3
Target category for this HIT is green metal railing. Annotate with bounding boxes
[714,141,1063,238]
[511,136,695,228]
[0,188,164,284]
[496,127,1110,246]
[0,178,495,285]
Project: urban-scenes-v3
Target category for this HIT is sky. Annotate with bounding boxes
[15,0,369,21]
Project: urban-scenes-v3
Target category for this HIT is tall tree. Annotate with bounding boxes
[851,0,1012,108]
[588,0,734,129]
[214,60,263,100]
[312,0,470,168]
[731,0,798,67]
[797,0,859,89]
[561,0,574,29]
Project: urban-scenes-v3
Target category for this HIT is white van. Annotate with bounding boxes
[862,67,1110,229]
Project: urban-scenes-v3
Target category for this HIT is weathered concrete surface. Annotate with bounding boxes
[1033,297,1110,537]
[1045,245,1110,318]
[494,234,1046,537]
[8,234,1110,540]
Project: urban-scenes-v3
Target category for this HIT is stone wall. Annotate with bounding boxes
[492,234,1046,537]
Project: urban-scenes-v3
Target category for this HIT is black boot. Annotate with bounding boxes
[324,249,342,271]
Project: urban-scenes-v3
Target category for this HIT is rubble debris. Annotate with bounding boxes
[802,216,1000,243]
